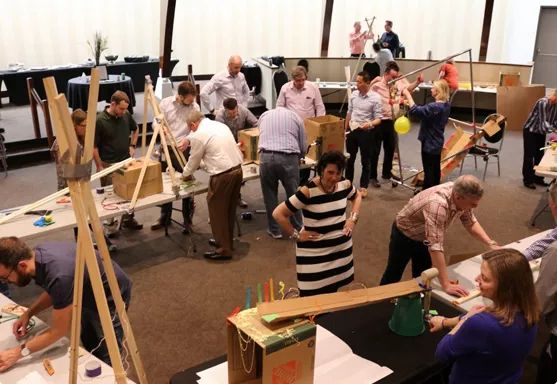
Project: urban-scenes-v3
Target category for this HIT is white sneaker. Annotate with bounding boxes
[267,230,283,239]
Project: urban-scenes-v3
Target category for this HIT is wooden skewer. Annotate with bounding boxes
[452,289,481,305]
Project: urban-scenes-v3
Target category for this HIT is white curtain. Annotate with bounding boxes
[0,0,159,69]
[328,0,485,61]
[171,0,323,75]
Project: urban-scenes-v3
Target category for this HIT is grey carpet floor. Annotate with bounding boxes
[0,110,552,383]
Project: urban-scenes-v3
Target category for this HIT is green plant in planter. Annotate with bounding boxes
[87,32,109,66]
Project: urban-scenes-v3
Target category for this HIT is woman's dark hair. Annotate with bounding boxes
[316,150,346,176]
[297,59,309,73]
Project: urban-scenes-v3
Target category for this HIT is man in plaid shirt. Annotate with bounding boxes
[379,175,499,297]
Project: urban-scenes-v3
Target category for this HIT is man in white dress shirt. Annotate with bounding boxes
[200,55,250,114]
[183,111,243,260]
[151,81,199,233]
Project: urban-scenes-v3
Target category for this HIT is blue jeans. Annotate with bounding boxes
[80,293,131,365]
[259,152,303,235]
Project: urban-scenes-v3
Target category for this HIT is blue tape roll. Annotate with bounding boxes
[85,361,102,377]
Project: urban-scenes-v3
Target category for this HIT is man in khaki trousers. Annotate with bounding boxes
[182,111,243,260]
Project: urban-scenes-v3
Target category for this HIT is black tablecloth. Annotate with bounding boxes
[0,59,178,105]
[169,298,461,384]
[67,75,136,112]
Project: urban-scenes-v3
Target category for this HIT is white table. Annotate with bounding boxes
[535,146,557,179]
[431,230,550,312]
[0,294,134,383]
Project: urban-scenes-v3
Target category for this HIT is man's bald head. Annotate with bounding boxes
[228,55,243,76]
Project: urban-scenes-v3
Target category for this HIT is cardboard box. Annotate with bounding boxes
[497,85,545,131]
[227,308,316,384]
[304,115,345,161]
[112,159,163,200]
[239,128,260,164]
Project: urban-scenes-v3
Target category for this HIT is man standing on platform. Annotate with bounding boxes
[372,42,393,75]
[258,107,306,239]
[379,175,499,297]
[379,20,400,57]
[200,55,250,115]
[277,66,325,120]
[370,61,421,188]
[215,97,258,142]
[522,89,557,189]
[345,71,382,198]
[349,21,373,58]
[0,237,131,368]
[150,81,199,233]
[183,111,243,260]
[94,90,142,231]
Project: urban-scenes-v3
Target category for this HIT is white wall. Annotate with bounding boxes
[0,0,159,69]
[487,0,557,64]
[171,0,323,76]
[328,0,485,61]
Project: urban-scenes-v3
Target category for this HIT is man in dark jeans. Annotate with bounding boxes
[0,237,131,368]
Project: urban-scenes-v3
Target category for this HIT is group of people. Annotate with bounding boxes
[349,19,400,59]
[1,52,557,384]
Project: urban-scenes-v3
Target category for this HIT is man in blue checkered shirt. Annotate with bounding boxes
[524,182,557,260]
[522,90,557,189]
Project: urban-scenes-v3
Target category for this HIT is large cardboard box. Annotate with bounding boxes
[497,85,545,131]
[304,115,345,161]
[227,308,316,384]
[238,128,260,164]
[112,159,163,200]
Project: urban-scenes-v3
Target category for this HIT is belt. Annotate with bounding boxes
[212,164,241,177]
[260,150,299,156]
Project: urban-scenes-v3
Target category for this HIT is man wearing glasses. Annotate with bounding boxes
[0,237,131,371]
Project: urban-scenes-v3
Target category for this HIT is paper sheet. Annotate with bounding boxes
[195,325,392,384]
[16,371,48,384]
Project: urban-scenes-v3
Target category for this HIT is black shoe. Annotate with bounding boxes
[524,182,536,189]
[238,199,249,208]
[181,223,192,235]
[382,174,401,181]
[150,217,170,231]
[208,238,219,247]
[535,180,550,187]
[370,178,381,188]
[204,251,232,260]
[122,218,143,230]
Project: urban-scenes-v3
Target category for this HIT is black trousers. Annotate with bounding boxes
[345,129,373,188]
[537,334,557,384]
[350,53,365,57]
[370,120,396,180]
[160,146,194,224]
[422,151,441,190]
[380,223,431,285]
[522,129,546,185]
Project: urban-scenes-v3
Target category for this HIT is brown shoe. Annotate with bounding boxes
[370,179,381,188]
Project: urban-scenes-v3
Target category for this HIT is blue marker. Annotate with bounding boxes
[245,287,252,309]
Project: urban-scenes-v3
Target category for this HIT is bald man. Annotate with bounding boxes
[200,55,251,114]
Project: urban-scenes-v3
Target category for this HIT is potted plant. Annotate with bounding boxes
[87,32,108,66]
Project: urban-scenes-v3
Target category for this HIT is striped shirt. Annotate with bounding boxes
[347,88,383,124]
[523,227,557,261]
[396,182,477,252]
[258,107,307,155]
[523,97,557,134]
[286,179,357,296]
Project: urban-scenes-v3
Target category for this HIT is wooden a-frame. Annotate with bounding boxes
[43,70,148,384]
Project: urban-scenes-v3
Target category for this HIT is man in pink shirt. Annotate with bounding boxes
[349,21,373,57]
[276,66,326,120]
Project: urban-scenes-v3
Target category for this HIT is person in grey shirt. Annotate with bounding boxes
[258,107,306,238]
[372,42,393,75]
[215,98,258,142]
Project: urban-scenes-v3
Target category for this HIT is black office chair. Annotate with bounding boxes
[273,70,289,99]
[459,113,506,181]
[0,128,7,177]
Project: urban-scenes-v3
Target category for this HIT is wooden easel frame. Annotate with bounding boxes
[43,70,148,384]
[129,76,184,211]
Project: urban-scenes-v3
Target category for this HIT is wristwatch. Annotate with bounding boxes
[20,343,30,357]
[290,229,300,241]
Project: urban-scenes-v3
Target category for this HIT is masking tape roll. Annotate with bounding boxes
[85,361,102,377]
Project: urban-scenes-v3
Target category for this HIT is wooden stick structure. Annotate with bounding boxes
[452,289,481,305]
[128,76,184,210]
[43,71,148,384]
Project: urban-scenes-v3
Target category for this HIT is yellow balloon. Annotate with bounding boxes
[394,116,411,135]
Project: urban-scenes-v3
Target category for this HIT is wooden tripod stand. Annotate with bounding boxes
[43,69,148,384]
[129,76,185,211]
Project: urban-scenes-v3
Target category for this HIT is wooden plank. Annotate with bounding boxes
[452,289,481,305]
[141,81,149,157]
[53,94,79,160]
[257,280,421,324]
[83,68,100,162]
[129,123,160,209]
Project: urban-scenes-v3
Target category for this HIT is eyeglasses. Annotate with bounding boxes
[0,265,15,283]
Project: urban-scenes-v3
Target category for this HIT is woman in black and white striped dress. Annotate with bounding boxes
[273,151,362,296]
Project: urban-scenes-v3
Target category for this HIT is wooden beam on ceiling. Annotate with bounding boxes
[479,0,495,61]
[160,0,177,77]
[320,0,334,57]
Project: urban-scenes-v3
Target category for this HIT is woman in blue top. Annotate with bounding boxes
[429,249,540,384]
[402,80,451,190]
